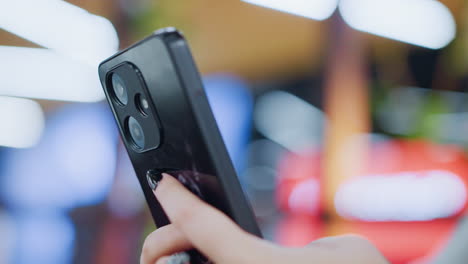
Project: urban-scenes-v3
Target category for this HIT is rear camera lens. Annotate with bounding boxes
[111,73,128,105]
[127,116,145,149]
[135,94,150,116]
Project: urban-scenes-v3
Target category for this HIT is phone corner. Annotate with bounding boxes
[153,27,185,42]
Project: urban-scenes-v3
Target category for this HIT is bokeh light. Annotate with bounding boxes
[1,103,118,210]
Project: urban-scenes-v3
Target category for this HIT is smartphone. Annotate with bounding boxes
[98,28,261,262]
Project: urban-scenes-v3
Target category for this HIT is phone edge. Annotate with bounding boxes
[160,31,263,237]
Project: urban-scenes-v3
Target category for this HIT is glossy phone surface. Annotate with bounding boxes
[98,28,261,245]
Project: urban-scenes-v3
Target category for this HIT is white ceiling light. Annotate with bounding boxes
[339,0,456,49]
[334,170,467,221]
[242,0,338,21]
[0,0,118,66]
[254,91,324,152]
[0,97,44,148]
[0,46,104,102]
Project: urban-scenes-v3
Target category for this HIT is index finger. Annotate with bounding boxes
[154,173,265,263]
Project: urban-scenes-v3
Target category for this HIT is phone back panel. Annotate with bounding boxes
[98,30,261,237]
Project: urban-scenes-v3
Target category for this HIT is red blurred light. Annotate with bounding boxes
[275,139,468,263]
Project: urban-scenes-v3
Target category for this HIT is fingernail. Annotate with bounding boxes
[146,169,163,190]
[167,252,191,264]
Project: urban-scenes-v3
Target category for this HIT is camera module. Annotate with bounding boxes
[127,116,145,149]
[135,94,150,116]
[107,63,162,152]
[111,73,128,105]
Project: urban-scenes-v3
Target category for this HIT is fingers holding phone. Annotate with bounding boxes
[152,174,274,263]
[141,173,389,264]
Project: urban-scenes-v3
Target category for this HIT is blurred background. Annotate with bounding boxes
[1,0,468,263]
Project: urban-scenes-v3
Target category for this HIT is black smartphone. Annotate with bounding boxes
[98,28,261,262]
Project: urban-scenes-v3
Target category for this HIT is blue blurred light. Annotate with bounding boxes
[1,103,118,210]
[203,74,254,173]
[107,147,146,218]
[0,210,15,264]
[13,212,75,264]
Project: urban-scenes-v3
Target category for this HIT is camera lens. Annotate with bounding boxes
[127,116,145,149]
[111,73,128,105]
[135,94,150,116]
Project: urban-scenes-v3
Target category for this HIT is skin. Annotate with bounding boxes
[140,174,389,264]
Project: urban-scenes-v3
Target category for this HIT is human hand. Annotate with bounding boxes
[140,174,388,264]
